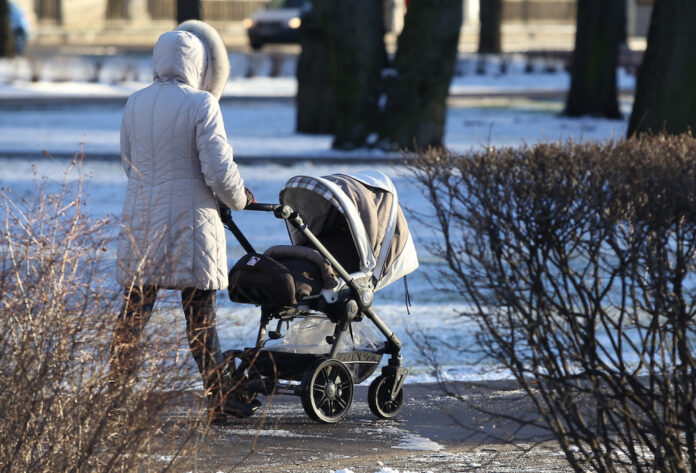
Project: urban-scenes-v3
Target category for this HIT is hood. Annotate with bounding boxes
[153,30,206,89]
[176,20,230,100]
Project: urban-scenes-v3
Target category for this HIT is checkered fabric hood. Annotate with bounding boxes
[279,171,419,291]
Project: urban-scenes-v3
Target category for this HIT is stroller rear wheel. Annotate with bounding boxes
[301,358,354,423]
[368,374,404,419]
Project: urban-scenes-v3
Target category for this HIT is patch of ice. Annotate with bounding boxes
[375,468,430,473]
[227,428,305,438]
[393,434,443,451]
[332,466,433,473]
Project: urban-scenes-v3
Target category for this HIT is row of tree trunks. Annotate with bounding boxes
[298,0,462,150]
[628,0,696,136]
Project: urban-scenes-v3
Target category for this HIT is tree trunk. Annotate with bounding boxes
[313,0,387,149]
[383,0,462,149]
[564,0,624,118]
[177,0,201,23]
[0,0,12,57]
[296,6,334,134]
[478,0,502,54]
[628,0,696,136]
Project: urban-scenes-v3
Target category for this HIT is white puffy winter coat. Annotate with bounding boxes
[116,29,246,290]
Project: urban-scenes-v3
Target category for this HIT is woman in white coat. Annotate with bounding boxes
[110,21,258,420]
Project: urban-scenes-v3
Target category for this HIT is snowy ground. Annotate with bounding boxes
[0,57,637,473]
[0,52,636,99]
[0,58,632,388]
[0,97,630,159]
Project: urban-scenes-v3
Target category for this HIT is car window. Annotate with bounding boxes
[267,0,305,9]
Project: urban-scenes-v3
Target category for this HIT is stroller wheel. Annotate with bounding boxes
[301,358,354,423]
[368,375,404,419]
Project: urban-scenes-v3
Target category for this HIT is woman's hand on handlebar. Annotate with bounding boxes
[244,187,257,209]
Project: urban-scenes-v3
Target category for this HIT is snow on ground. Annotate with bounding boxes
[0,98,629,157]
[0,52,632,155]
[0,52,636,98]
[0,59,634,387]
[0,157,494,383]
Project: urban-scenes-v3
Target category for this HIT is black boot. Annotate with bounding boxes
[208,371,261,422]
[182,288,260,422]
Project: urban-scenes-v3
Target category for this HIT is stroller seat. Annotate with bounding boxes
[228,245,338,307]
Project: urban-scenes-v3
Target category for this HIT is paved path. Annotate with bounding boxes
[166,381,573,472]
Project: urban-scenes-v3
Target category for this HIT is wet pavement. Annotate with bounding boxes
[161,381,572,472]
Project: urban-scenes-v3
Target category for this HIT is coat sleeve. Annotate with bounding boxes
[120,102,132,178]
[195,95,247,210]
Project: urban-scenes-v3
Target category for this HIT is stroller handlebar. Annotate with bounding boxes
[245,203,280,212]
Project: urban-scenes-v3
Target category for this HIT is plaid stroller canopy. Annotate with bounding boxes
[279,170,418,291]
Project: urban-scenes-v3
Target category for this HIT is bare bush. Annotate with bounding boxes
[0,158,202,472]
[409,135,696,472]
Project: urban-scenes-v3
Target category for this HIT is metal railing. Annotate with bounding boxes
[503,0,577,23]
[148,0,269,21]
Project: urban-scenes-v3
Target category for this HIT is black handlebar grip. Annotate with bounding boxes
[245,203,280,212]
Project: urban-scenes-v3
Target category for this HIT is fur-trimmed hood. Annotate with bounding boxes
[175,20,230,100]
[153,31,207,90]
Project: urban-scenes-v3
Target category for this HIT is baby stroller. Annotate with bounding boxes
[220,170,418,423]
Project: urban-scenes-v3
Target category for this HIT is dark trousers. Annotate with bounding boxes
[109,285,224,396]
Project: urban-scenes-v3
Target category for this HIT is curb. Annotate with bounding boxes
[0,151,407,166]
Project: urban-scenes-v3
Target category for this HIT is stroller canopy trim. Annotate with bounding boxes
[280,170,418,291]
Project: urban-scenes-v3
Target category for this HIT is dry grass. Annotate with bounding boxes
[0,157,211,472]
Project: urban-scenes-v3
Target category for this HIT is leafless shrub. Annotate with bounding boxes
[409,135,696,473]
[0,158,204,472]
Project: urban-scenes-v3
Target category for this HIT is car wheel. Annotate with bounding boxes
[250,39,263,51]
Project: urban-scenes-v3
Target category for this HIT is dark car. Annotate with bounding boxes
[9,1,31,54]
[243,0,309,50]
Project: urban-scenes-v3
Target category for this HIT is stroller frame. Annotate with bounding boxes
[221,202,408,423]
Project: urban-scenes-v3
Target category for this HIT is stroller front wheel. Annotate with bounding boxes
[301,358,354,423]
[368,374,404,419]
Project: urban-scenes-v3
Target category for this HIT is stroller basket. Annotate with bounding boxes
[221,170,418,424]
[228,348,383,384]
